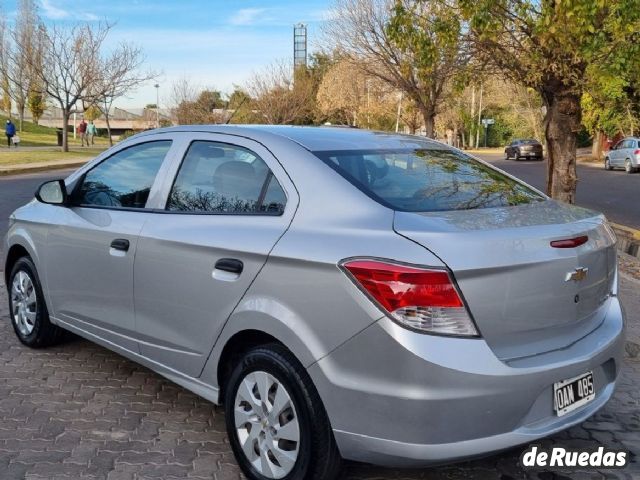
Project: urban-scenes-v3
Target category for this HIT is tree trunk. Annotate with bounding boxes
[420,106,435,138]
[61,109,70,152]
[105,114,113,146]
[592,130,603,161]
[542,85,581,203]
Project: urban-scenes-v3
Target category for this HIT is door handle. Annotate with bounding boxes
[214,258,244,274]
[110,238,130,252]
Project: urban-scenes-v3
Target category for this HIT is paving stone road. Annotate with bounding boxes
[0,268,639,479]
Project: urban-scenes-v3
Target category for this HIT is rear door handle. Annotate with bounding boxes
[110,238,130,252]
[214,258,244,274]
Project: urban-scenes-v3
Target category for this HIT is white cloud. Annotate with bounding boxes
[40,0,98,21]
[40,0,69,19]
[228,8,269,26]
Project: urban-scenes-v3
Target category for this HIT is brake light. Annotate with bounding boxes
[635,149,640,156]
[342,260,479,337]
[550,235,588,248]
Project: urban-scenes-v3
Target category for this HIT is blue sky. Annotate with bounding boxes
[5,0,331,108]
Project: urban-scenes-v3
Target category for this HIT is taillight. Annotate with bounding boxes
[342,259,479,337]
[635,149,640,156]
[550,235,588,248]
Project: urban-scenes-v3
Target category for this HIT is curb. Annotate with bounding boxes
[611,223,640,241]
[0,159,89,177]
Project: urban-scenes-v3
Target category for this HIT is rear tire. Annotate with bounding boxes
[605,157,612,170]
[224,344,341,480]
[8,256,63,348]
[625,159,635,173]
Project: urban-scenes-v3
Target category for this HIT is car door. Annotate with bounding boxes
[133,134,298,377]
[45,137,178,352]
[611,140,624,166]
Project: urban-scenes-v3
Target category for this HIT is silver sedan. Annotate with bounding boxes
[3,126,624,479]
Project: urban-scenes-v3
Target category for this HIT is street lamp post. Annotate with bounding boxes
[154,84,160,128]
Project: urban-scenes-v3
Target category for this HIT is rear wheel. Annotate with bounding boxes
[224,344,341,480]
[8,257,62,348]
[625,159,635,173]
[605,157,612,170]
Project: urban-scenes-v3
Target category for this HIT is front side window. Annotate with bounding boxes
[167,141,286,214]
[75,141,172,208]
[313,148,544,212]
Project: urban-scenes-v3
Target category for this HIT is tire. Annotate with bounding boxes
[8,256,63,348]
[605,157,612,170]
[224,344,341,480]
[625,159,635,173]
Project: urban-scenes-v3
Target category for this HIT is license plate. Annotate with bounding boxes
[554,372,595,416]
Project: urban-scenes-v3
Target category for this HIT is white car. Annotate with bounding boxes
[605,137,640,173]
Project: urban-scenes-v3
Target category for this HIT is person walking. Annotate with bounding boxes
[5,119,15,148]
[86,120,97,146]
[78,119,88,146]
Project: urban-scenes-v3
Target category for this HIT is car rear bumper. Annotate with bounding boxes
[307,295,624,467]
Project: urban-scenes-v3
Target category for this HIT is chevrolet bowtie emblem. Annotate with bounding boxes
[565,267,589,282]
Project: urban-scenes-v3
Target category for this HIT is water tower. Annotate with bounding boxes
[293,23,307,68]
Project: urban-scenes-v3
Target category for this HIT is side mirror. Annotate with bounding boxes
[35,179,68,205]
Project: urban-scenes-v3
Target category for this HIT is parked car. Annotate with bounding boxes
[604,137,640,173]
[4,126,623,479]
[505,139,544,160]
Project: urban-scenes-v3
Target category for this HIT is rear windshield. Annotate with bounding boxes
[313,148,545,212]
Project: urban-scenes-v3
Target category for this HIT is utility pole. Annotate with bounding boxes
[395,91,403,133]
[154,84,160,128]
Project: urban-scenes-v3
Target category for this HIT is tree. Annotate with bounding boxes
[91,42,155,145]
[27,86,45,124]
[245,60,313,124]
[449,0,640,202]
[11,0,42,130]
[582,63,640,160]
[170,79,228,125]
[83,104,101,122]
[0,10,11,115]
[20,22,110,151]
[326,0,466,137]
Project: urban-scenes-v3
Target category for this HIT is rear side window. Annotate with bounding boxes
[313,148,544,212]
[167,141,286,214]
[76,140,172,209]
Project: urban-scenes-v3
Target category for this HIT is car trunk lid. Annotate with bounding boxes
[394,200,617,360]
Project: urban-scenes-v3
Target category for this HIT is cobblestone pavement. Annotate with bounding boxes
[0,271,638,480]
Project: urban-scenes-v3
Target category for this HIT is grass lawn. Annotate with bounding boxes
[0,148,104,166]
[1,114,111,147]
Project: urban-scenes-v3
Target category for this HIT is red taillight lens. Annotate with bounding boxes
[343,260,463,310]
[634,149,640,155]
[342,260,478,336]
[550,235,588,248]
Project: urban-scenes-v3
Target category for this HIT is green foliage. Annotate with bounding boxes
[83,105,102,122]
[120,129,135,140]
[27,88,46,124]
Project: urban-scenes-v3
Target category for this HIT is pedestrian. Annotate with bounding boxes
[86,120,97,146]
[78,118,88,146]
[5,119,15,147]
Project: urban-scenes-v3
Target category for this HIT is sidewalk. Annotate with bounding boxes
[0,158,90,176]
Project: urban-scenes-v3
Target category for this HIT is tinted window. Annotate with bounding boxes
[313,148,544,212]
[76,141,171,208]
[167,141,286,214]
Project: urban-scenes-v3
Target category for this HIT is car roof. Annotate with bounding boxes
[137,124,443,152]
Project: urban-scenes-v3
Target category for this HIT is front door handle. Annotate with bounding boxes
[110,238,130,252]
[214,258,244,274]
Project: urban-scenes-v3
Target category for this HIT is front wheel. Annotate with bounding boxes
[224,344,341,480]
[8,257,63,348]
[605,157,612,170]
